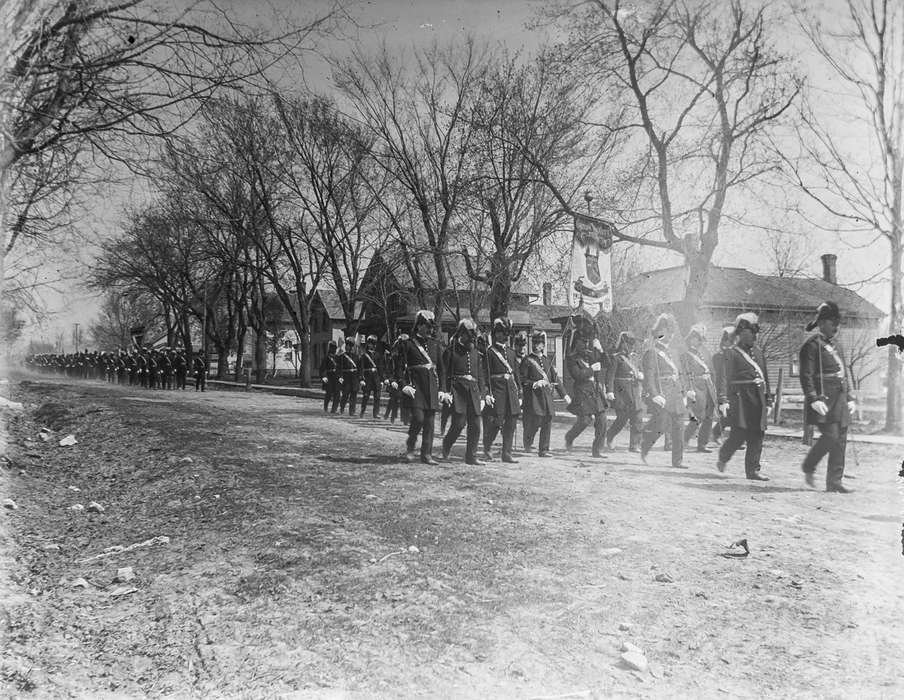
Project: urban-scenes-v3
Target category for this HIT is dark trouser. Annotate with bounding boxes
[685,396,715,449]
[566,413,606,455]
[523,412,553,454]
[384,391,399,422]
[718,426,764,477]
[339,376,357,415]
[176,371,186,390]
[641,404,684,467]
[360,385,381,417]
[484,413,517,458]
[440,403,453,434]
[162,372,172,390]
[802,422,847,489]
[407,408,436,458]
[607,408,643,449]
[194,372,206,391]
[324,377,339,412]
[443,408,481,462]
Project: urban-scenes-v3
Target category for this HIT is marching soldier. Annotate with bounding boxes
[147,350,159,390]
[681,324,718,453]
[521,331,569,458]
[397,310,445,464]
[193,351,207,391]
[137,350,149,388]
[160,349,174,390]
[564,324,608,458]
[482,317,522,463]
[382,338,403,424]
[715,313,771,480]
[710,326,736,444]
[173,349,188,390]
[639,314,687,469]
[358,335,383,418]
[605,331,644,452]
[799,302,856,493]
[319,340,340,413]
[337,338,360,416]
[441,319,487,465]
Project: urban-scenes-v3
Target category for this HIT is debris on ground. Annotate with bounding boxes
[114,567,135,582]
[68,504,84,512]
[653,572,674,583]
[408,545,420,553]
[58,434,78,447]
[620,642,649,673]
[86,501,105,514]
[110,586,138,598]
[722,538,750,558]
[69,578,91,589]
[3,498,18,510]
[78,536,171,564]
[0,397,24,411]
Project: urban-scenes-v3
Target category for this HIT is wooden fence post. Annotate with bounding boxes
[773,368,783,424]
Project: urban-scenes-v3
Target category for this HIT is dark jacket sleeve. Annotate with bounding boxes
[798,338,820,403]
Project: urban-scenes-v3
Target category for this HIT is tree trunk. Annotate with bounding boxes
[254,327,267,384]
[298,299,313,388]
[884,239,902,432]
[234,326,246,382]
[490,257,511,320]
[680,251,711,331]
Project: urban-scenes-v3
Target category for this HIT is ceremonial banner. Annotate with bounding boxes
[568,213,616,315]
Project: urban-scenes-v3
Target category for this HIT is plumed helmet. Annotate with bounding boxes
[366,334,378,345]
[328,339,338,350]
[492,317,512,336]
[455,318,477,335]
[651,313,677,337]
[719,326,736,347]
[686,324,706,343]
[345,337,355,347]
[734,312,759,333]
[531,330,547,347]
[615,331,637,352]
[806,301,841,332]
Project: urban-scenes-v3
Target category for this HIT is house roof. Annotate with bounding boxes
[529,304,576,331]
[314,289,346,321]
[372,243,538,297]
[616,266,884,319]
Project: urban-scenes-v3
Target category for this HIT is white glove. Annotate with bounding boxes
[719,402,729,417]
[440,392,453,405]
[532,379,548,390]
[480,399,485,412]
[564,394,572,406]
[811,400,829,416]
[637,371,644,381]
[321,377,327,384]
[485,394,495,408]
[590,362,602,372]
[359,381,366,390]
[338,377,344,385]
[686,390,696,402]
[592,338,603,352]
[605,392,615,401]
[652,395,666,408]
[847,401,857,414]
[402,385,416,398]
[390,381,398,390]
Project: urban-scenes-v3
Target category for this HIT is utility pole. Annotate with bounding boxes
[73,323,80,353]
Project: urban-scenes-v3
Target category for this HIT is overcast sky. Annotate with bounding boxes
[26,0,891,348]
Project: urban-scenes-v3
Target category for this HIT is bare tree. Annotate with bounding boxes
[785,0,902,432]
[333,39,488,320]
[538,0,800,327]
[88,290,162,350]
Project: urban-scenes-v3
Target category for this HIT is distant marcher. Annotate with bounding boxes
[441,319,486,465]
[605,331,644,452]
[397,310,444,464]
[710,326,736,444]
[799,302,856,493]
[358,335,383,418]
[337,338,360,416]
[521,331,569,457]
[482,318,522,463]
[193,351,207,392]
[173,349,188,390]
[681,324,718,453]
[715,313,771,480]
[319,340,340,413]
[640,314,687,469]
[564,326,609,459]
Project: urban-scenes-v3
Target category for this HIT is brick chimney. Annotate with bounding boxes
[542,282,552,306]
[821,253,837,285]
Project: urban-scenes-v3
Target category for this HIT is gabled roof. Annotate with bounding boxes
[370,242,537,297]
[314,289,362,321]
[529,304,577,331]
[616,266,884,319]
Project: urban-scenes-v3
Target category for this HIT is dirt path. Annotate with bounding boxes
[2,377,903,698]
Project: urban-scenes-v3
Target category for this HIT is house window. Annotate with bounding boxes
[789,359,800,377]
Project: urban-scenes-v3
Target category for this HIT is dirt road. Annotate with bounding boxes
[2,378,903,698]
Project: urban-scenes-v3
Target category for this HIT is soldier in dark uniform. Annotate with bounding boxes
[521,331,569,458]
[605,331,644,452]
[137,350,149,388]
[564,325,608,459]
[193,351,207,391]
[149,350,161,389]
[482,317,522,463]
[159,349,174,390]
[639,314,687,469]
[319,340,340,413]
[382,338,402,424]
[681,324,718,453]
[799,302,855,493]
[715,313,771,480]
[441,319,486,465]
[358,335,383,418]
[173,349,188,390]
[710,326,736,444]
[337,338,360,416]
[397,310,445,464]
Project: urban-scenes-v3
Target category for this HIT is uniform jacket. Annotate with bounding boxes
[681,348,717,421]
[520,352,565,416]
[443,340,487,415]
[605,351,644,413]
[192,356,207,374]
[799,332,851,427]
[319,353,338,380]
[567,350,607,416]
[337,351,359,383]
[717,343,771,432]
[641,341,686,414]
[398,334,444,411]
[358,350,382,390]
[484,343,522,418]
